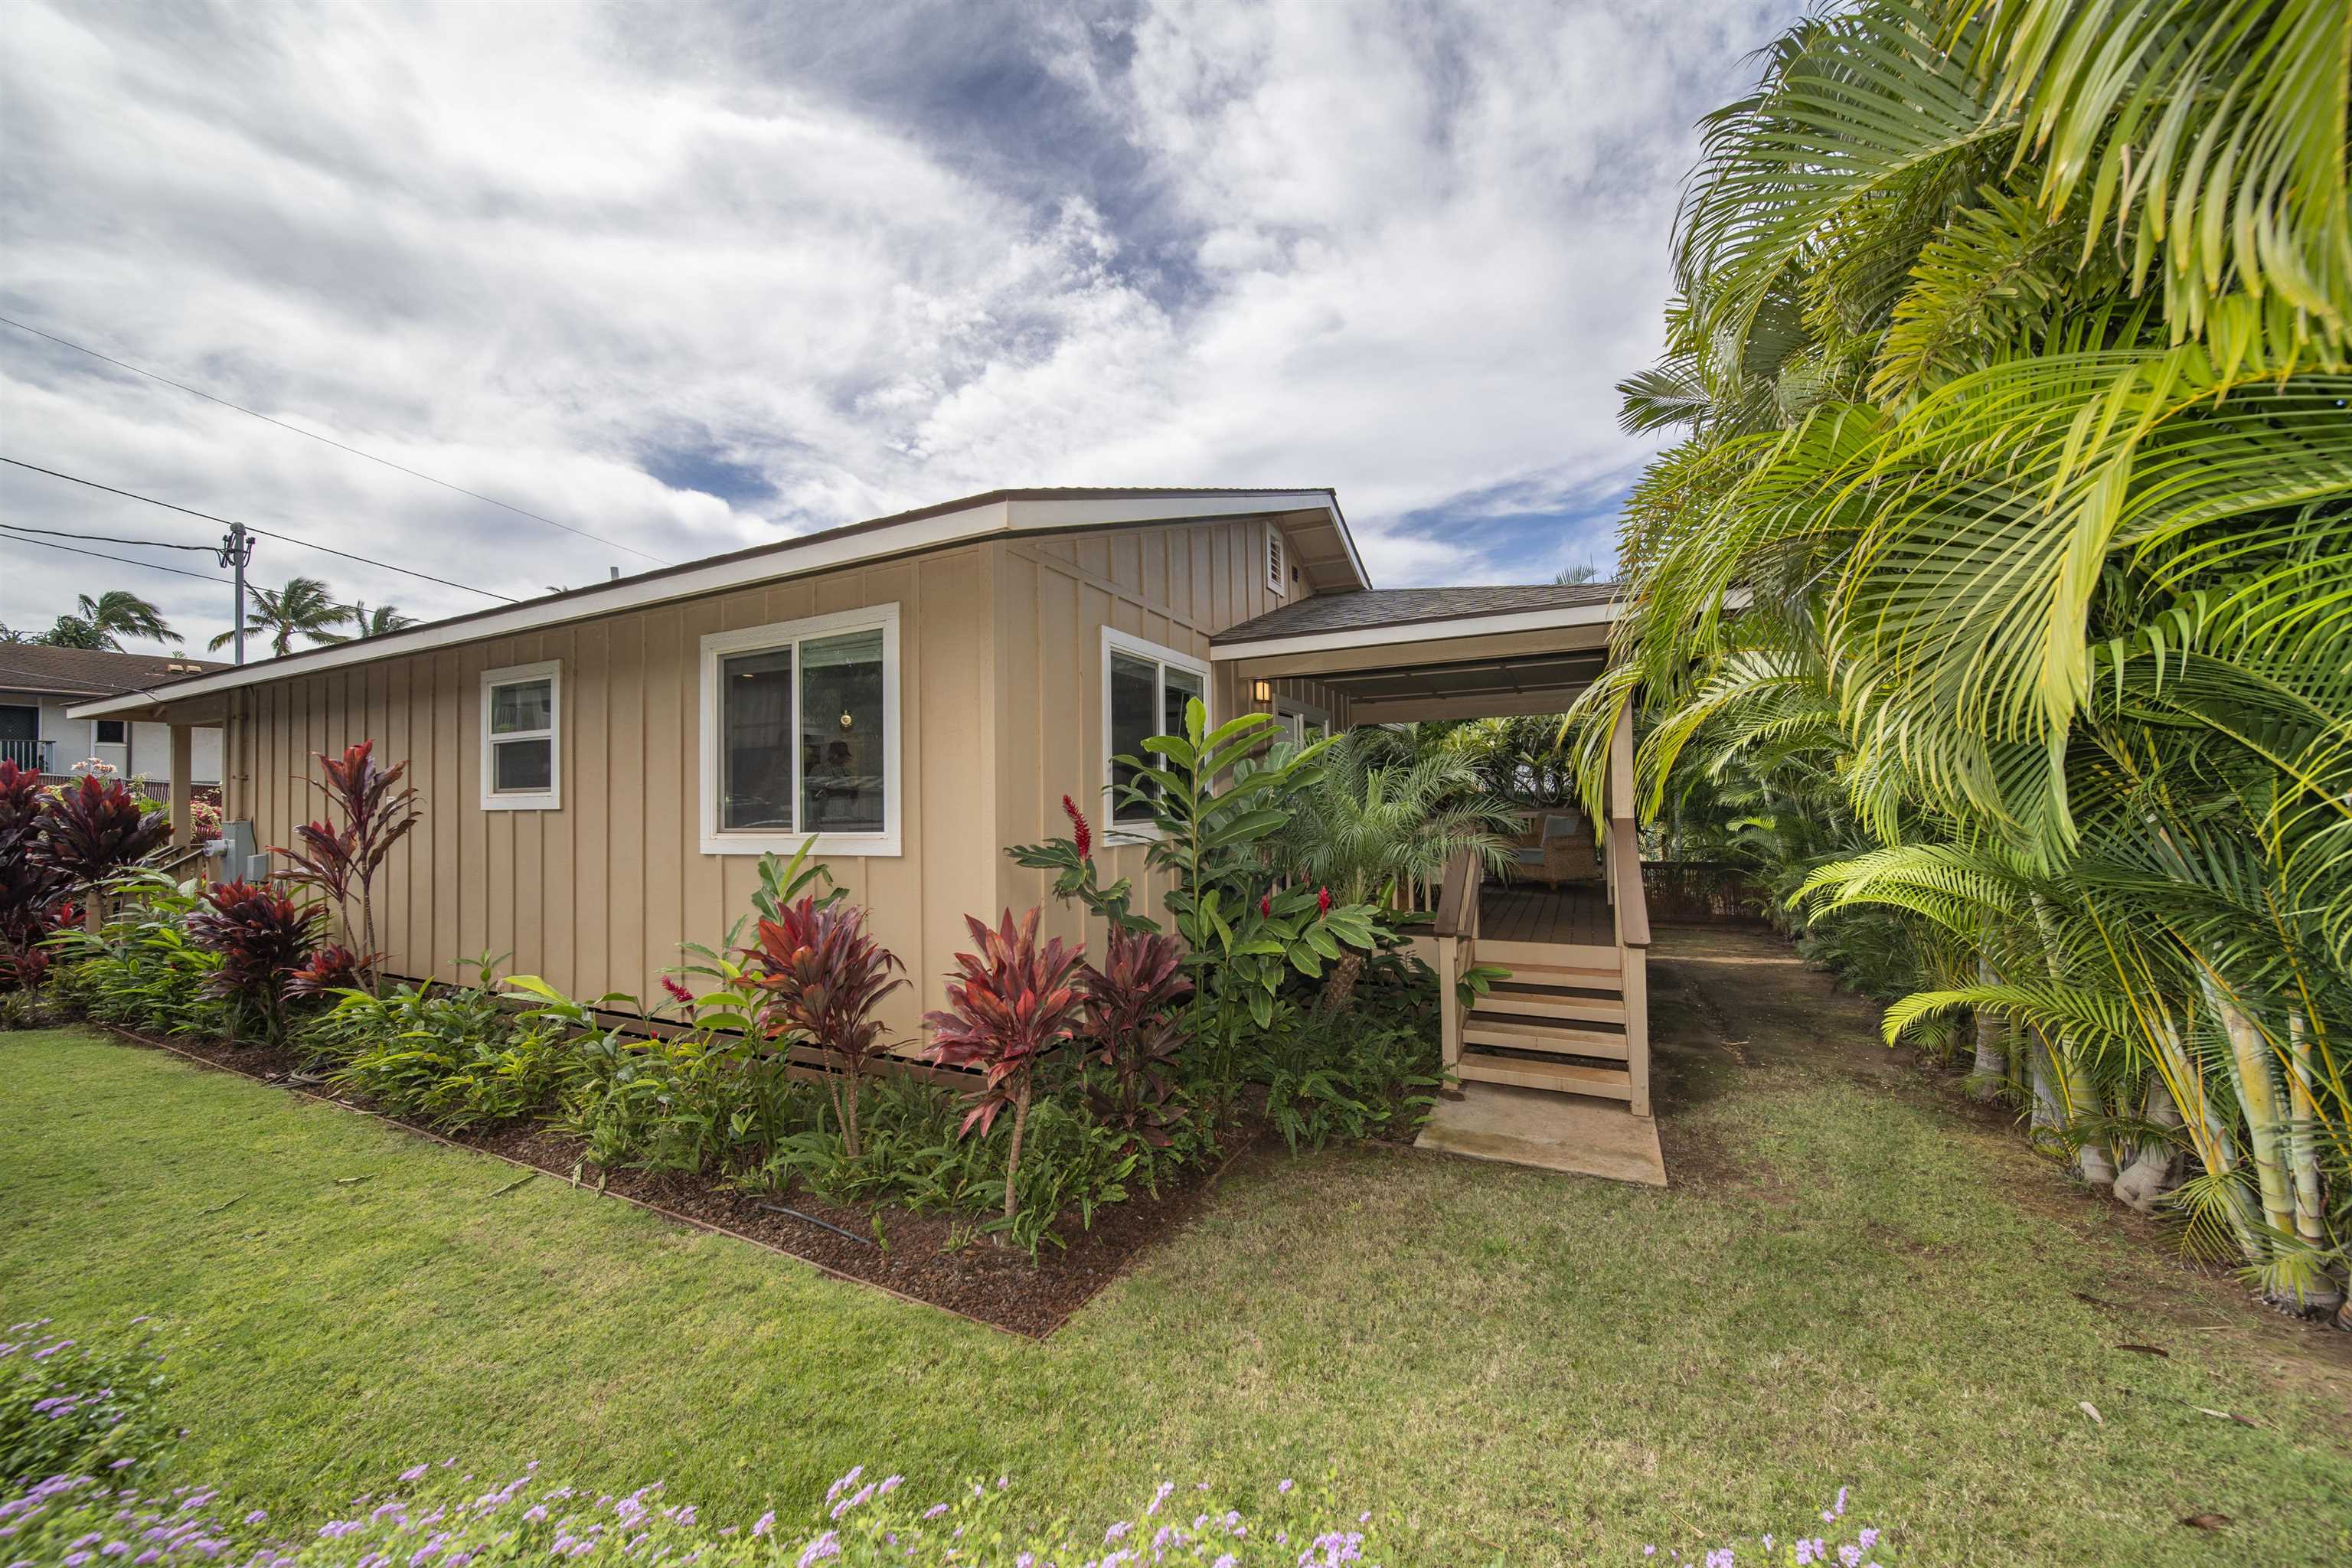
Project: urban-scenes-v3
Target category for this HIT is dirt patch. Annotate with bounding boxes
[94,1024,1255,1339]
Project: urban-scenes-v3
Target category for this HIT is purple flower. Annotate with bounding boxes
[1278,1478,1292,1494]
[796,1530,840,1568]
[752,1512,775,1538]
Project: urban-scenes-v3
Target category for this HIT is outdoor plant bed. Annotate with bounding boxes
[92,1021,1260,1338]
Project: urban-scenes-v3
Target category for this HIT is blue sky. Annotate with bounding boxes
[0,1,1793,647]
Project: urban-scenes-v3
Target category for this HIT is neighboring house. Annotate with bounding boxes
[0,643,226,786]
[69,488,1655,1116]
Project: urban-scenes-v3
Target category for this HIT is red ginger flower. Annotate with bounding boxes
[661,976,694,1006]
[1062,795,1092,861]
[1259,893,1272,919]
[1317,885,1333,915]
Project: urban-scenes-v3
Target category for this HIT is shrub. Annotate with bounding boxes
[557,1029,812,1173]
[925,908,1089,1230]
[284,942,370,1001]
[756,1076,1137,1256]
[743,897,906,1158]
[306,967,564,1131]
[1254,1011,1442,1153]
[0,1319,176,1485]
[185,880,322,1044]
[43,873,224,1038]
[1078,925,1194,1155]
[0,760,74,994]
[30,773,172,890]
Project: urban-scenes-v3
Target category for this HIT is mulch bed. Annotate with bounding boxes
[90,1024,1259,1338]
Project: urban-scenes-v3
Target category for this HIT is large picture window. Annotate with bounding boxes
[701,606,900,856]
[1102,627,1208,828]
[480,660,560,811]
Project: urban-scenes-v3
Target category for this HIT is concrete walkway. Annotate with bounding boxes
[1415,1083,1667,1185]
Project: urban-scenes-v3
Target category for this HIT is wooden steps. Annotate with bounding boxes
[1455,938,1636,1102]
[1477,938,1620,972]
[1455,1054,1635,1099]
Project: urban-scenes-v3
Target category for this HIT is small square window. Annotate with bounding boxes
[481,662,560,810]
[93,719,127,746]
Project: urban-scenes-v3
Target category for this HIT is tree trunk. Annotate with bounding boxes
[2151,1013,2262,1265]
[1002,1081,1032,1230]
[832,1063,861,1160]
[2112,1072,2181,1214]
[2285,1012,2345,1315]
[1318,952,1363,1016]
[2200,975,2296,1243]
[1968,957,2006,1100]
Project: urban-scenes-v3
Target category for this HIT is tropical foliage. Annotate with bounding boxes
[271,740,419,981]
[207,576,349,656]
[1578,0,2352,1321]
[33,590,179,651]
[924,906,1090,1225]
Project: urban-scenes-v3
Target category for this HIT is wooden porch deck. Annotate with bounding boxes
[1478,880,1612,947]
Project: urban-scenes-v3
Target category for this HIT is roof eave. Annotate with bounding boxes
[1210,598,1624,661]
[67,487,1364,720]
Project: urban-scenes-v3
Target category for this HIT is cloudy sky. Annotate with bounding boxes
[1,0,1792,652]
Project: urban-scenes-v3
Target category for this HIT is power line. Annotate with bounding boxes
[0,529,224,584]
[0,521,219,553]
[0,313,671,565]
[0,456,519,604]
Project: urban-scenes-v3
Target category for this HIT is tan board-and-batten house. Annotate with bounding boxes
[70,487,1657,1131]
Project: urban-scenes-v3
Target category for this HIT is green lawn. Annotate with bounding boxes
[5,1024,2347,1565]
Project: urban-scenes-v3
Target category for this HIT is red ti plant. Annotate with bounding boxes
[187,879,325,1043]
[284,942,374,1001]
[924,908,1088,1227]
[1079,926,1194,1152]
[743,896,906,1158]
[30,771,172,935]
[0,761,74,990]
[273,741,419,985]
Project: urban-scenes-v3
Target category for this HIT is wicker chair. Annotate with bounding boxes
[1504,809,1602,889]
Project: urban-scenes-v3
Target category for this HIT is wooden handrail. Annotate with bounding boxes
[1609,817,1650,949]
[1432,846,1475,937]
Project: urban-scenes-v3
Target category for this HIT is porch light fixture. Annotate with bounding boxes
[1251,679,1274,705]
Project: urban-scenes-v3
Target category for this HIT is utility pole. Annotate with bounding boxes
[215,522,253,665]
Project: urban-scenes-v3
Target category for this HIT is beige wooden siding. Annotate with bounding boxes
[991,517,1351,955]
[223,545,998,1040]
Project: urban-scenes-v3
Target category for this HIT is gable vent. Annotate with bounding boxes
[1266,528,1288,598]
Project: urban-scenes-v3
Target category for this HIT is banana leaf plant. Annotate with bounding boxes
[1120,701,1383,1083]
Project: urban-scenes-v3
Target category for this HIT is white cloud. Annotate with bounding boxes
[0,0,1793,648]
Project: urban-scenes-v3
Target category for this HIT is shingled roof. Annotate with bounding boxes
[1211,583,1619,645]
[0,645,227,699]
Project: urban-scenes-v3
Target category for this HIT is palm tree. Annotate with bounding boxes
[1270,727,1520,1012]
[346,602,414,639]
[38,590,178,651]
[1575,0,2351,1321]
[208,577,350,658]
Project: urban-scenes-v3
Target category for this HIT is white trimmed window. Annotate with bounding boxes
[481,660,561,810]
[699,604,900,857]
[1103,626,1209,829]
[1266,527,1289,597]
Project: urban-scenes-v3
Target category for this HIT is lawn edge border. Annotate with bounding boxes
[87,1021,1034,1340]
